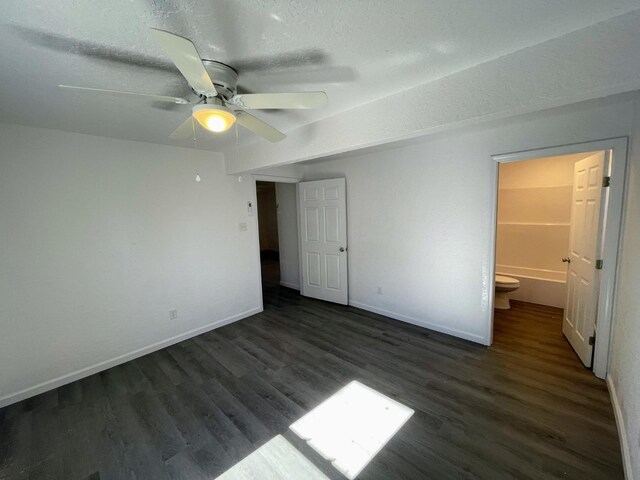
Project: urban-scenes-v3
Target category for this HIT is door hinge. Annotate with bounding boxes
[588,335,596,346]
[595,259,604,270]
[602,176,611,187]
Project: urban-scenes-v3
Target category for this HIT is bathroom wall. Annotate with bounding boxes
[496,153,592,307]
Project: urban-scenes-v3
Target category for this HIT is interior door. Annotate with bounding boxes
[563,152,606,367]
[297,178,348,305]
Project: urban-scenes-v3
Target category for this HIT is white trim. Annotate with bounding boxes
[497,222,570,226]
[490,137,628,378]
[249,177,265,313]
[492,139,620,163]
[297,182,304,298]
[0,306,262,409]
[486,162,499,345]
[607,375,634,480]
[348,300,486,344]
[499,184,573,190]
[252,174,300,184]
[279,281,300,290]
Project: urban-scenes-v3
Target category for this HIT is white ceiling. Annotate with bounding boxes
[2,0,640,151]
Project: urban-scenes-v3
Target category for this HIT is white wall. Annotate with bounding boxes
[275,183,300,290]
[0,123,262,407]
[608,96,640,480]
[302,94,635,344]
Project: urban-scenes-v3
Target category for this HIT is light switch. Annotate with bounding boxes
[247,201,254,216]
[239,222,248,232]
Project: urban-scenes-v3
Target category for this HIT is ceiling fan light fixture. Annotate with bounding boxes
[192,104,236,133]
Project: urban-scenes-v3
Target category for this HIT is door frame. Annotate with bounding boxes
[489,137,629,379]
[251,174,301,311]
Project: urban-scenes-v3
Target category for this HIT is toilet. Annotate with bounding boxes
[495,275,520,309]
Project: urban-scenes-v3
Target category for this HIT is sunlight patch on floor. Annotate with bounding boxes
[215,435,329,480]
[290,380,414,479]
[216,381,413,479]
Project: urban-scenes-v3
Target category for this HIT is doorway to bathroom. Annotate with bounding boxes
[490,138,628,379]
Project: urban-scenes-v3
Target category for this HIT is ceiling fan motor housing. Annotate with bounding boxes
[199,60,238,100]
[56,29,326,143]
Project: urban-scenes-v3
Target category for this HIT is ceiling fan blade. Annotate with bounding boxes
[59,85,190,104]
[228,92,328,109]
[169,116,197,139]
[235,112,286,143]
[151,29,217,97]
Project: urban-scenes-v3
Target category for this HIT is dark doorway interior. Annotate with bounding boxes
[256,181,280,288]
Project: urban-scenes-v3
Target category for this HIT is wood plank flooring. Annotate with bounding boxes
[0,264,623,479]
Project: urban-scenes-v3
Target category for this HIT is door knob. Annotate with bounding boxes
[339,247,346,252]
[562,257,571,263]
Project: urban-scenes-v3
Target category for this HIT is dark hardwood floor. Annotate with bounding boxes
[0,262,623,479]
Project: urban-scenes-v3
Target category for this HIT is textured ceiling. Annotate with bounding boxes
[2,0,640,151]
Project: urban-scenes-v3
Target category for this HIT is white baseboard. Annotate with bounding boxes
[0,306,262,409]
[279,281,300,290]
[348,300,486,344]
[607,375,634,480]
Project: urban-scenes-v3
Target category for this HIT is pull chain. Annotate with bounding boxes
[235,121,240,163]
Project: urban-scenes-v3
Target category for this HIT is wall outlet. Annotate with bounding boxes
[169,308,178,321]
[377,286,383,295]
[239,222,248,232]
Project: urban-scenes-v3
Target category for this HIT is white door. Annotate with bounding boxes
[563,152,607,367]
[297,178,348,304]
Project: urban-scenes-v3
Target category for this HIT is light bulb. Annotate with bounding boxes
[205,116,228,132]
[192,104,236,133]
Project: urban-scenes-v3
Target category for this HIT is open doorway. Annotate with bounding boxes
[494,151,604,366]
[255,181,300,293]
[490,138,627,378]
[254,177,349,306]
[256,181,280,288]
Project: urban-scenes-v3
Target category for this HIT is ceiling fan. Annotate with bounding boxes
[59,29,328,143]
